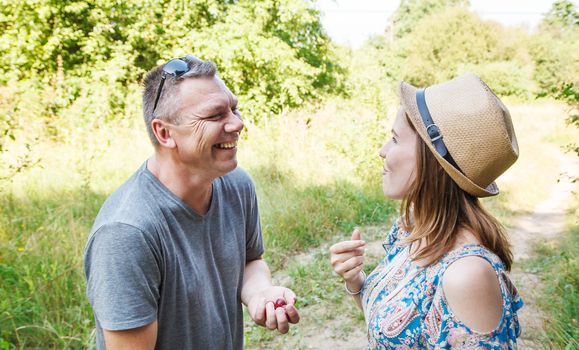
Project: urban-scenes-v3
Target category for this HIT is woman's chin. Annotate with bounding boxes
[382,187,404,200]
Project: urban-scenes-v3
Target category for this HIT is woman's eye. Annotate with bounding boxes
[392,137,398,144]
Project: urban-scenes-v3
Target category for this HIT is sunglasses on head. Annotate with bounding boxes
[152,54,197,114]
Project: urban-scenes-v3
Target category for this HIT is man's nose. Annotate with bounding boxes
[224,111,244,133]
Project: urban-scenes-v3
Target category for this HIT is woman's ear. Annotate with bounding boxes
[151,119,176,148]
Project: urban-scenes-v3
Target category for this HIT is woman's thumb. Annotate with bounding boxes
[351,228,362,241]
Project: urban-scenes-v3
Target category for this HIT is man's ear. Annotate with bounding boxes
[151,119,176,148]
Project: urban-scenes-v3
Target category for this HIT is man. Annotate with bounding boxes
[84,55,300,349]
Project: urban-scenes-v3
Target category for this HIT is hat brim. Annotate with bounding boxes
[398,80,499,198]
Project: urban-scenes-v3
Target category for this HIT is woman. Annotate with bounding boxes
[330,73,523,349]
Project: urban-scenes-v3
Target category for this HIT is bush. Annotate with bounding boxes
[457,61,534,98]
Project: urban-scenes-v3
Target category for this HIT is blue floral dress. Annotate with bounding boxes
[361,220,523,349]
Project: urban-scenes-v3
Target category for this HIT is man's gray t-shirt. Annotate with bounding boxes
[84,163,263,349]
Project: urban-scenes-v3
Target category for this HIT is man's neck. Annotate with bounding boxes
[147,155,215,215]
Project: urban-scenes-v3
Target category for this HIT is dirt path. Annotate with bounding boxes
[252,152,578,349]
[508,151,578,349]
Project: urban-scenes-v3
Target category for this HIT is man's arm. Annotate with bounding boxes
[241,257,300,334]
[103,321,158,350]
[241,257,272,304]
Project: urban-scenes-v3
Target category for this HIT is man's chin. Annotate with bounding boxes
[219,160,238,175]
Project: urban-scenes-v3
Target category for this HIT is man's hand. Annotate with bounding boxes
[247,286,300,334]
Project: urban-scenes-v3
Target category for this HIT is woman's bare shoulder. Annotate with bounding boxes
[442,256,503,333]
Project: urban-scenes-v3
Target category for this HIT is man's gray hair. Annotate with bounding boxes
[142,56,217,146]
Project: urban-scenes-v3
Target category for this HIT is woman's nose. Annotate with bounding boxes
[379,143,389,158]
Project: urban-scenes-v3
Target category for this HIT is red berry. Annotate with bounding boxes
[274,298,287,309]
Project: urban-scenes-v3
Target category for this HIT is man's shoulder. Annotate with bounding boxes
[91,165,162,234]
[223,166,254,184]
[219,167,256,192]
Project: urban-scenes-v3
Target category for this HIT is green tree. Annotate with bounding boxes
[193,0,345,121]
[543,0,578,29]
[0,0,345,135]
[390,0,469,39]
[530,0,578,155]
[399,8,501,86]
[531,0,578,92]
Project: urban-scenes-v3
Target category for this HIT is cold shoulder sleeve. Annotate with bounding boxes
[421,247,523,349]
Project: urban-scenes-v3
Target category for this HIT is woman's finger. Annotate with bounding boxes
[329,240,366,254]
[342,263,365,281]
[330,247,366,267]
[334,255,364,277]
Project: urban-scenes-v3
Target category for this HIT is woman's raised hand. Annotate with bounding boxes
[330,228,366,285]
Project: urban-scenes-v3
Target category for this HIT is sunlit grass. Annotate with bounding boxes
[483,101,578,224]
[0,98,394,348]
[526,197,578,348]
[0,98,575,348]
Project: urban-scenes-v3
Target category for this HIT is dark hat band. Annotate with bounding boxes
[416,89,463,173]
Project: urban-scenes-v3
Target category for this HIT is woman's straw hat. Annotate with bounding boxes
[399,73,519,197]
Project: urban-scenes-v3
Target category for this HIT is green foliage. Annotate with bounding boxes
[542,0,579,29]
[2,0,579,347]
[357,1,537,100]
[238,99,397,267]
[530,30,579,99]
[390,0,469,38]
[531,0,578,96]
[457,61,533,98]
[193,0,346,121]
[527,213,579,348]
[346,36,401,115]
[0,190,101,348]
[0,94,397,346]
[399,8,513,86]
[0,0,345,135]
[531,0,579,154]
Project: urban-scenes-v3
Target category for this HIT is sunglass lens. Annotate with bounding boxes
[164,58,189,76]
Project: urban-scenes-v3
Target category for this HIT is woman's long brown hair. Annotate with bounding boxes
[400,116,513,270]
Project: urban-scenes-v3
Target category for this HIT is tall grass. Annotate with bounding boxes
[526,201,578,349]
[0,97,575,348]
[0,98,395,348]
[240,101,398,267]
[0,190,101,348]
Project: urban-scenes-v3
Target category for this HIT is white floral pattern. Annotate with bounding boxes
[361,221,523,349]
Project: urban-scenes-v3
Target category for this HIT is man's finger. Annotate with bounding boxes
[283,289,297,306]
[265,301,277,330]
[251,297,266,325]
[285,304,300,324]
[275,307,289,334]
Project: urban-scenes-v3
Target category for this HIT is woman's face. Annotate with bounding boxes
[379,108,418,200]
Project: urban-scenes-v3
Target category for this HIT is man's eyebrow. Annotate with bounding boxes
[200,102,228,115]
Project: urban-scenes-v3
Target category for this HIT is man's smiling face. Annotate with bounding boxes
[166,76,244,178]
